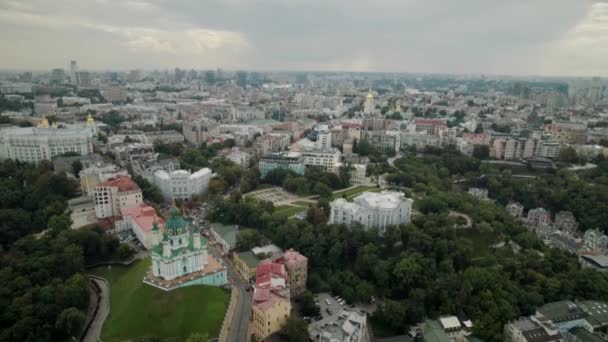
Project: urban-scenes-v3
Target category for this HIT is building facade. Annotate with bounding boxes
[80,163,128,196]
[278,249,308,297]
[94,175,143,218]
[153,168,211,201]
[116,204,164,249]
[227,147,251,168]
[144,130,185,144]
[251,262,291,341]
[329,191,413,234]
[302,148,341,172]
[259,152,305,178]
[0,126,94,163]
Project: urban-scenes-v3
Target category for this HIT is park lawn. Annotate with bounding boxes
[330,185,380,201]
[292,201,315,207]
[274,205,307,218]
[91,258,230,342]
[455,229,502,259]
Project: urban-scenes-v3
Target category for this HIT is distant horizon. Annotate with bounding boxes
[0,67,604,81]
[1,1,607,78]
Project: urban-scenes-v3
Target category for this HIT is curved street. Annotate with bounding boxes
[83,275,111,342]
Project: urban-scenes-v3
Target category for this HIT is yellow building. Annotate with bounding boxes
[234,251,260,281]
[251,262,291,341]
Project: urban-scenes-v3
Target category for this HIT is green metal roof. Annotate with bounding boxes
[537,301,585,323]
[152,235,208,260]
[577,300,608,327]
[237,251,260,268]
[210,223,238,248]
[419,320,449,342]
[568,327,604,342]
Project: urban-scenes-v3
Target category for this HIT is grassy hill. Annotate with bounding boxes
[92,258,229,341]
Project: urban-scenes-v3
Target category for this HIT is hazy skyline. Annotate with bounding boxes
[1,0,607,76]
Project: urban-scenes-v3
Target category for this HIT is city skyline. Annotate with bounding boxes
[1,0,607,77]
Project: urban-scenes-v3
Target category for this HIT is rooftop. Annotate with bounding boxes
[98,175,140,192]
[237,251,261,268]
[120,204,164,233]
[210,223,239,247]
[354,191,412,210]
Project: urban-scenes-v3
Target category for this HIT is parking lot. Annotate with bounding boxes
[306,292,377,339]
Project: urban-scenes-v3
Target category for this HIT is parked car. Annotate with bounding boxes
[325,298,331,305]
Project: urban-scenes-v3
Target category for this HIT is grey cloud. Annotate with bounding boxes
[0,0,605,76]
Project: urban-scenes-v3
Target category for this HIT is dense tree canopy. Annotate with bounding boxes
[209,146,608,341]
[0,160,79,247]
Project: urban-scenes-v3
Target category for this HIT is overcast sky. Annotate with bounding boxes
[0,0,607,76]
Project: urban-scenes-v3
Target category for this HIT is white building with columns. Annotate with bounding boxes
[0,123,94,164]
[153,168,211,201]
[329,191,413,234]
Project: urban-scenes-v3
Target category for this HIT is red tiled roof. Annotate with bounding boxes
[253,288,286,311]
[98,175,140,192]
[415,118,447,126]
[256,262,286,277]
[281,249,307,264]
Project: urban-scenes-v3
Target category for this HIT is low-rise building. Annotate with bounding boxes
[116,204,164,249]
[468,187,489,200]
[505,300,608,342]
[554,211,578,233]
[227,147,251,168]
[153,168,211,201]
[583,229,608,253]
[318,309,370,342]
[144,130,184,144]
[209,223,239,255]
[527,208,551,227]
[506,202,525,218]
[329,191,413,234]
[234,251,261,280]
[182,119,217,146]
[251,262,291,341]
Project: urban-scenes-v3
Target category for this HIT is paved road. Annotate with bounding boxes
[83,276,110,342]
[209,244,251,342]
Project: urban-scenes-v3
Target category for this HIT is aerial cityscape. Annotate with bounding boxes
[1,1,608,342]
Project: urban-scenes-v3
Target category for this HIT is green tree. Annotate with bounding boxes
[55,307,86,337]
[71,160,83,177]
[299,290,318,316]
[279,317,308,342]
[472,145,490,160]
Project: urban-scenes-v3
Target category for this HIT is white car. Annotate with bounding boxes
[325,298,331,305]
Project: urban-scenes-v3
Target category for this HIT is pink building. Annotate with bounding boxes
[118,204,164,249]
[278,249,308,297]
[527,208,551,226]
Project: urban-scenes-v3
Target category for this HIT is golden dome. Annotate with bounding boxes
[37,115,49,128]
